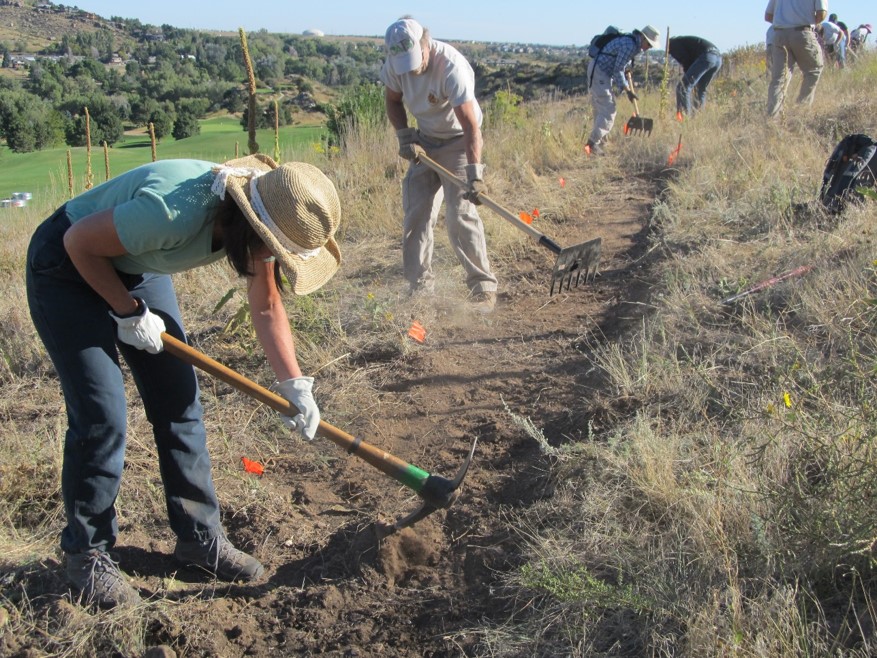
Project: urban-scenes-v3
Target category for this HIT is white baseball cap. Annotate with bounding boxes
[385,18,424,75]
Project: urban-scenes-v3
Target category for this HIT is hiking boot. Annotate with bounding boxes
[66,550,141,608]
[174,534,264,582]
[469,291,496,314]
[408,281,435,298]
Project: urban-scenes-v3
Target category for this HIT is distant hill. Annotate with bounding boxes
[0,1,129,53]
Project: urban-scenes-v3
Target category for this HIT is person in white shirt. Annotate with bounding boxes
[379,16,498,313]
[817,20,847,67]
[764,0,828,116]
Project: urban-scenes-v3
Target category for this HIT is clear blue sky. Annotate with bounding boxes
[75,1,875,52]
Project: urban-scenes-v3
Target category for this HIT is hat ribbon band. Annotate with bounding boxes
[211,166,262,200]
[249,177,322,261]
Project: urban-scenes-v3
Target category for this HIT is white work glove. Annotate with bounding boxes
[273,376,320,441]
[108,297,166,354]
[464,163,486,205]
[396,127,420,161]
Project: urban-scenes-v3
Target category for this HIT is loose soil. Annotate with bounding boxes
[2,171,657,657]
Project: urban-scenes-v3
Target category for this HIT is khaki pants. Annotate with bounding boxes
[587,60,617,145]
[402,133,497,294]
[767,27,823,117]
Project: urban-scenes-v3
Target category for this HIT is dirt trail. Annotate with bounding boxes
[6,175,655,657]
[148,176,655,657]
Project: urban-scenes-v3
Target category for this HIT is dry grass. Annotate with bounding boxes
[487,52,877,656]
[2,50,877,657]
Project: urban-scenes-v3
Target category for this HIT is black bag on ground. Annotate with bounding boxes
[819,133,877,212]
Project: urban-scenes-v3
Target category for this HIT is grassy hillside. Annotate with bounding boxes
[1,44,876,657]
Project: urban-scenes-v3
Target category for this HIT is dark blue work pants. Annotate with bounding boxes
[676,50,723,114]
[25,206,221,554]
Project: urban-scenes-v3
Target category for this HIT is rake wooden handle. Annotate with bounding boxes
[625,70,640,115]
[160,332,434,491]
[416,152,563,255]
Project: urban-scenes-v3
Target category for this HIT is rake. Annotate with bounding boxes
[624,71,654,137]
[417,152,602,295]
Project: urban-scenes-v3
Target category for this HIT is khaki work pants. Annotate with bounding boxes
[402,133,497,294]
[767,27,824,117]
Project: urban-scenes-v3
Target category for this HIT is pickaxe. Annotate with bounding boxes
[161,332,477,534]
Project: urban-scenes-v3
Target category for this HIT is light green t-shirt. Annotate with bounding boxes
[65,159,226,275]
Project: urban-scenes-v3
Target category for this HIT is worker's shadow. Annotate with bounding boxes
[115,520,382,602]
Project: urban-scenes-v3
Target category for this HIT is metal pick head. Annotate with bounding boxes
[377,437,478,536]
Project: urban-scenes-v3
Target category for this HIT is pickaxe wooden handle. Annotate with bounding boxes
[161,332,476,532]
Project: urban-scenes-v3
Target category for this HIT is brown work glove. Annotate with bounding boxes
[464,163,486,205]
[395,127,420,161]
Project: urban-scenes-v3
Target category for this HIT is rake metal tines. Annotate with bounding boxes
[624,116,654,136]
[549,238,602,295]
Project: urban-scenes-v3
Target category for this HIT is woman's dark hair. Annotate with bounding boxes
[214,195,285,290]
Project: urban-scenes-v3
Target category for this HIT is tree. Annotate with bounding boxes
[172,110,200,140]
[221,87,247,114]
[323,83,386,148]
[0,89,63,152]
[62,97,124,147]
[129,96,160,127]
[147,105,175,141]
[239,99,293,131]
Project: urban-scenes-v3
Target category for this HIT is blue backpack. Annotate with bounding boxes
[819,134,877,212]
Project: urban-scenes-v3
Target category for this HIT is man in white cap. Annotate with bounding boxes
[585,25,660,155]
[764,0,827,117]
[380,16,498,312]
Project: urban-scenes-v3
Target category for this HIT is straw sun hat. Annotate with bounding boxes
[212,154,341,295]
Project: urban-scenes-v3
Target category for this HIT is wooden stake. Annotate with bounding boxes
[103,141,110,180]
[659,27,672,120]
[239,28,259,155]
[66,149,74,199]
[84,106,93,190]
[273,98,280,163]
[148,122,157,162]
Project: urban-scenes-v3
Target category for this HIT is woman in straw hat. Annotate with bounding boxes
[25,154,341,607]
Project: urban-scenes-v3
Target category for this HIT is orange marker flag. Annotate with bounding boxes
[675,111,684,122]
[532,208,540,219]
[519,212,533,225]
[408,320,426,343]
[667,135,683,167]
[241,457,264,476]
[559,177,566,188]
